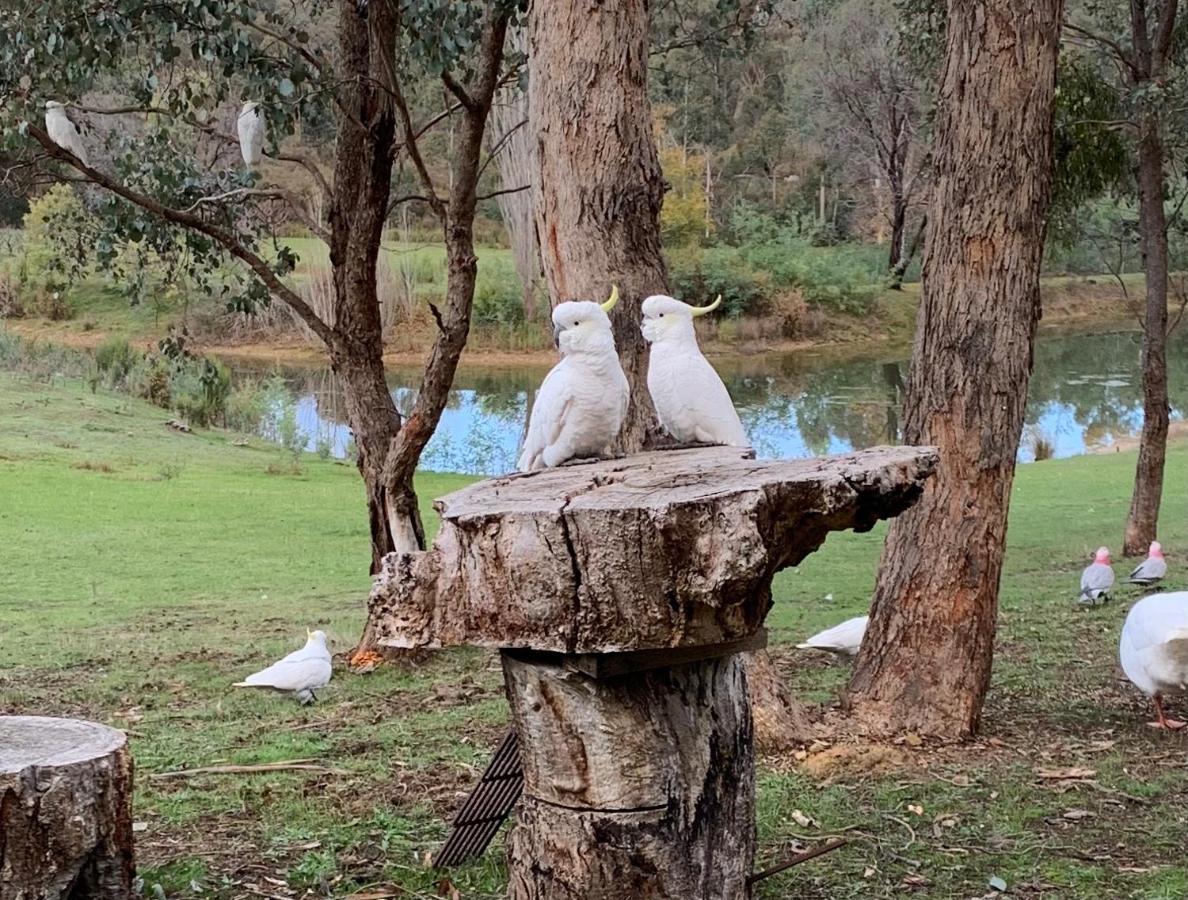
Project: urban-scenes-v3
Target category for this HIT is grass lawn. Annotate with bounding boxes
[2,372,1188,898]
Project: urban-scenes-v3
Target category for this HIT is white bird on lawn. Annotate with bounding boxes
[1127,541,1168,587]
[517,286,629,472]
[44,101,88,166]
[796,615,869,656]
[1120,592,1188,730]
[1078,546,1115,605]
[233,629,332,704]
[641,294,748,447]
[237,101,264,167]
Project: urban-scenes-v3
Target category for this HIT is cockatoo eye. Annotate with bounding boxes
[573,320,579,326]
[658,313,664,318]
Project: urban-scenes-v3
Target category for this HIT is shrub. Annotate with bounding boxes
[667,248,774,318]
[170,358,231,428]
[95,336,140,387]
[129,356,173,408]
[0,272,25,318]
[225,377,267,433]
[472,265,525,327]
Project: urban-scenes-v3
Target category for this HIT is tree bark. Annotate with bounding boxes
[887,186,907,272]
[502,653,754,899]
[1123,0,1175,557]
[529,0,668,451]
[846,0,1064,737]
[1,717,135,900]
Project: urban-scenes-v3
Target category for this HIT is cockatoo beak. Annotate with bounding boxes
[306,628,312,640]
[690,295,723,317]
[600,284,619,313]
[552,323,563,348]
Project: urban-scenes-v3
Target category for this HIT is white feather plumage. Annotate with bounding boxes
[641,294,747,447]
[237,101,264,167]
[45,102,88,166]
[1120,592,1188,715]
[796,615,868,656]
[234,630,332,704]
[518,300,628,472]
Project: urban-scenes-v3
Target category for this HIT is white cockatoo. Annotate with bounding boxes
[233,629,332,704]
[1120,591,1188,729]
[1127,541,1168,587]
[517,286,629,472]
[796,615,868,656]
[640,294,748,447]
[237,101,264,167]
[1078,546,1116,605]
[44,101,88,166]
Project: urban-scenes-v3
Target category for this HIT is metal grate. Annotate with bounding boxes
[433,729,524,867]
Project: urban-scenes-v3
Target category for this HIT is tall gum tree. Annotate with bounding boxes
[2,1,515,580]
[846,0,1066,737]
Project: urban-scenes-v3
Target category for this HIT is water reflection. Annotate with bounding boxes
[233,329,1188,476]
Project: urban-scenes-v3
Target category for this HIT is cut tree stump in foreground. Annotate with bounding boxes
[368,446,936,899]
[0,716,135,900]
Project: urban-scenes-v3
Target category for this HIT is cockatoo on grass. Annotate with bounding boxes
[518,286,629,472]
[641,294,748,447]
[1120,591,1188,729]
[237,101,264,167]
[1078,546,1115,605]
[45,101,88,166]
[797,615,868,656]
[1127,541,1168,587]
[233,629,331,704]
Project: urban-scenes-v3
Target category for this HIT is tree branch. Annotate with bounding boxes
[26,123,334,347]
[390,81,446,219]
[441,70,477,111]
[1065,23,1138,76]
[476,184,530,201]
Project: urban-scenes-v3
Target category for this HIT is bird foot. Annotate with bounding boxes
[1147,718,1188,730]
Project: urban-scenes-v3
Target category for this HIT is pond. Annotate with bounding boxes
[230,328,1188,476]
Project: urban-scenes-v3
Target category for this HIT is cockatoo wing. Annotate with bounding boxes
[235,642,331,692]
[46,111,88,167]
[237,107,264,166]
[654,352,747,446]
[518,362,573,472]
[1120,592,1188,696]
[796,615,869,655]
[1128,558,1167,583]
[1080,562,1114,596]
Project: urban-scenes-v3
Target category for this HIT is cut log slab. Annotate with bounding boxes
[0,716,135,900]
[367,446,938,654]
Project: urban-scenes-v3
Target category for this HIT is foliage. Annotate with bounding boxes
[94,336,140,387]
[471,263,525,327]
[170,357,232,427]
[225,377,268,433]
[260,376,307,463]
[659,147,713,247]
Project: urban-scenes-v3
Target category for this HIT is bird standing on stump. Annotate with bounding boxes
[517,286,629,472]
[237,101,264,167]
[44,101,88,166]
[640,294,748,447]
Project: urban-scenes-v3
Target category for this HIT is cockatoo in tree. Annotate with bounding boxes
[517,286,629,472]
[44,101,88,166]
[796,615,868,656]
[1078,546,1115,605]
[640,294,748,447]
[1120,591,1188,729]
[237,101,264,167]
[1127,541,1168,587]
[233,629,332,704]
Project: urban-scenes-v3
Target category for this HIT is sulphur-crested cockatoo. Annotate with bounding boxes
[1127,541,1168,587]
[237,101,264,167]
[640,294,748,447]
[233,629,331,704]
[1120,591,1188,729]
[517,286,629,472]
[796,615,868,656]
[44,101,88,166]
[1078,546,1115,605]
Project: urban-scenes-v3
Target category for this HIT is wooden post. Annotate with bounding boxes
[1,716,135,900]
[366,446,937,897]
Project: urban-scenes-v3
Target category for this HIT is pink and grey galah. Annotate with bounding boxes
[1078,546,1115,605]
[1127,541,1168,587]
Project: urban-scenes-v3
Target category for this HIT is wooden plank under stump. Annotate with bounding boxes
[433,729,523,867]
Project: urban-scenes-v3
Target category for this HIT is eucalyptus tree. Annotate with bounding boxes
[1,1,516,574]
[1065,0,1183,556]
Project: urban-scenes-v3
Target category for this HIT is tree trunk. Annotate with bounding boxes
[1123,1,1174,557]
[529,0,667,451]
[503,653,754,899]
[887,187,907,272]
[846,0,1064,737]
[1,717,135,900]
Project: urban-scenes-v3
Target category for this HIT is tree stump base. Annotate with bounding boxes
[0,716,135,900]
[367,446,937,896]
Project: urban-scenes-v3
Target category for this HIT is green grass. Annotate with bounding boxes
[2,371,1188,897]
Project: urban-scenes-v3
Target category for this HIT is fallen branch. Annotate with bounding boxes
[150,759,346,779]
[747,838,847,885]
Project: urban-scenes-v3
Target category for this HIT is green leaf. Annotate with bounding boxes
[278,77,294,97]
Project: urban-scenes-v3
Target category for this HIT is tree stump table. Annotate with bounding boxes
[1,716,135,900]
[368,446,936,899]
